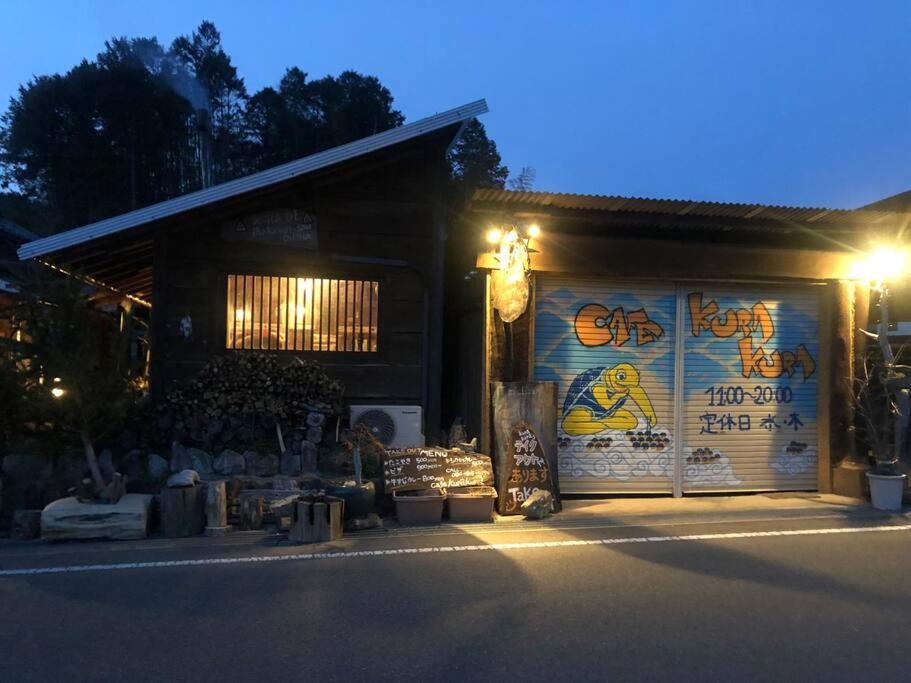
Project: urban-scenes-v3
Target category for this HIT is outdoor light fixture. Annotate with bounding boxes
[487,224,533,323]
[527,223,541,238]
[51,387,65,399]
[485,227,503,245]
[850,243,908,288]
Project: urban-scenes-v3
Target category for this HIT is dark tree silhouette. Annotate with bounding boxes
[448,118,509,193]
[0,21,508,234]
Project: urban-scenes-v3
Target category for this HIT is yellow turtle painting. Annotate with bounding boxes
[561,363,657,436]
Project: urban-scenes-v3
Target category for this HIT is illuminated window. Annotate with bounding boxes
[226,275,379,352]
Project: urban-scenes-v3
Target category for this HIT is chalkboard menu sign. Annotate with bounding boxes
[497,420,556,515]
[383,448,494,493]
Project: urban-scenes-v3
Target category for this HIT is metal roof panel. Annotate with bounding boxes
[19,99,488,261]
[470,188,910,227]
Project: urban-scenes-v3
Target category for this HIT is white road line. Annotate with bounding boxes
[2,524,910,577]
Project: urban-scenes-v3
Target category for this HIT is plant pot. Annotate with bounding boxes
[867,472,907,512]
[325,481,375,519]
[447,486,498,522]
[393,489,446,526]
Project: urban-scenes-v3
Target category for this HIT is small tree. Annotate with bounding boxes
[508,166,537,192]
[855,282,911,474]
[4,268,136,491]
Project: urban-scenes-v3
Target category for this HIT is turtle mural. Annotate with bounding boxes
[561,363,657,436]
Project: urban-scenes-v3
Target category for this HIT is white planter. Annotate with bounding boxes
[867,472,907,512]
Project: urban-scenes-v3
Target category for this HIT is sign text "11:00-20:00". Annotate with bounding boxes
[704,385,793,407]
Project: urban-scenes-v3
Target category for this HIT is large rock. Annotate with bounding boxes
[41,494,153,541]
[147,453,169,481]
[280,452,302,476]
[268,494,303,519]
[521,489,554,520]
[345,513,382,532]
[119,449,146,481]
[300,441,317,472]
[12,509,42,539]
[118,429,138,451]
[170,442,193,473]
[271,476,299,491]
[242,450,259,473]
[167,469,200,488]
[214,449,246,475]
[187,448,213,474]
[252,453,279,477]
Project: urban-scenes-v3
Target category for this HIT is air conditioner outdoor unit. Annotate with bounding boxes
[350,405,425,448]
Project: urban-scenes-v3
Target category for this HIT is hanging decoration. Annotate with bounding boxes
[490,227,531,323]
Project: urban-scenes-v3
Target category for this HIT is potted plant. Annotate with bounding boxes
[855,267,909,511]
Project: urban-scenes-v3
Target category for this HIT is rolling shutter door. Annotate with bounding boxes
[534,277,677,494]
[680,286,819,492]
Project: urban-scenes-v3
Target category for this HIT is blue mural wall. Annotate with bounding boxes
[681,288,819,491]
[534,278,677,493]
[534,277,819,493]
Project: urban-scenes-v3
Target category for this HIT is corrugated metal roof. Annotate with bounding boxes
[0,219,39,243]
[19,99,489,261]
[470,188,904,226]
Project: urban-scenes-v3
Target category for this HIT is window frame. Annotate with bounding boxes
[219,269,386,359]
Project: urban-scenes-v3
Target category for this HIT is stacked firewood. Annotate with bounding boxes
[162,354,344,422]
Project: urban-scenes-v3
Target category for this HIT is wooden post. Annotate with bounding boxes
[484,273,537,456]
[238,496,263,531]
[289,501,312,543]
[161,485,205,538]
[833,280,872,497]
[204,480,229,536]
[816,283,833,492]
[327,499,343,540]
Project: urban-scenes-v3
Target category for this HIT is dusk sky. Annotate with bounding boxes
[2,1,910,209]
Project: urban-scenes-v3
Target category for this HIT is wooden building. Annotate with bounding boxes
[17,100,489,444]
[469,189,911,496]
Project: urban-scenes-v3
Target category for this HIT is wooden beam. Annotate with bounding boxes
[477,235,862,281]
[817,283,834,492]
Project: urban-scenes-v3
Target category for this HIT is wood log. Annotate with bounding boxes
[327,499,343,541]
[204,480,228,535]
[289,498,344,544]
[312,502,329,541]
[289,501,312,543]
[239,496,263,531]
[160,485,205,538]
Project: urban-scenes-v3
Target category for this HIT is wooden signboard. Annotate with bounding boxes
[491,382,561,515]
[497,420,555,515]
[221,208,318,249]
[383,447,494,493]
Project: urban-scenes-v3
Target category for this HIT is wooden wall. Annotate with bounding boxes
[150,148,448,441]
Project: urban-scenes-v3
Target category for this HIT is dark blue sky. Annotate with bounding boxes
[2,1,910,209]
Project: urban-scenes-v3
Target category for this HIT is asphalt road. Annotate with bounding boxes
[1,514,910,682]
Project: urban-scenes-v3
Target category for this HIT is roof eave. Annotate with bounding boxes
[19,98,489,262]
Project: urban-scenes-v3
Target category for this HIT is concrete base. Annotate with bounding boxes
[41,494,153,541]
[832,460,871,499]
[205,526,230,537]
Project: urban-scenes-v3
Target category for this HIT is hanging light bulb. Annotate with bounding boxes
[485,227,503,245]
